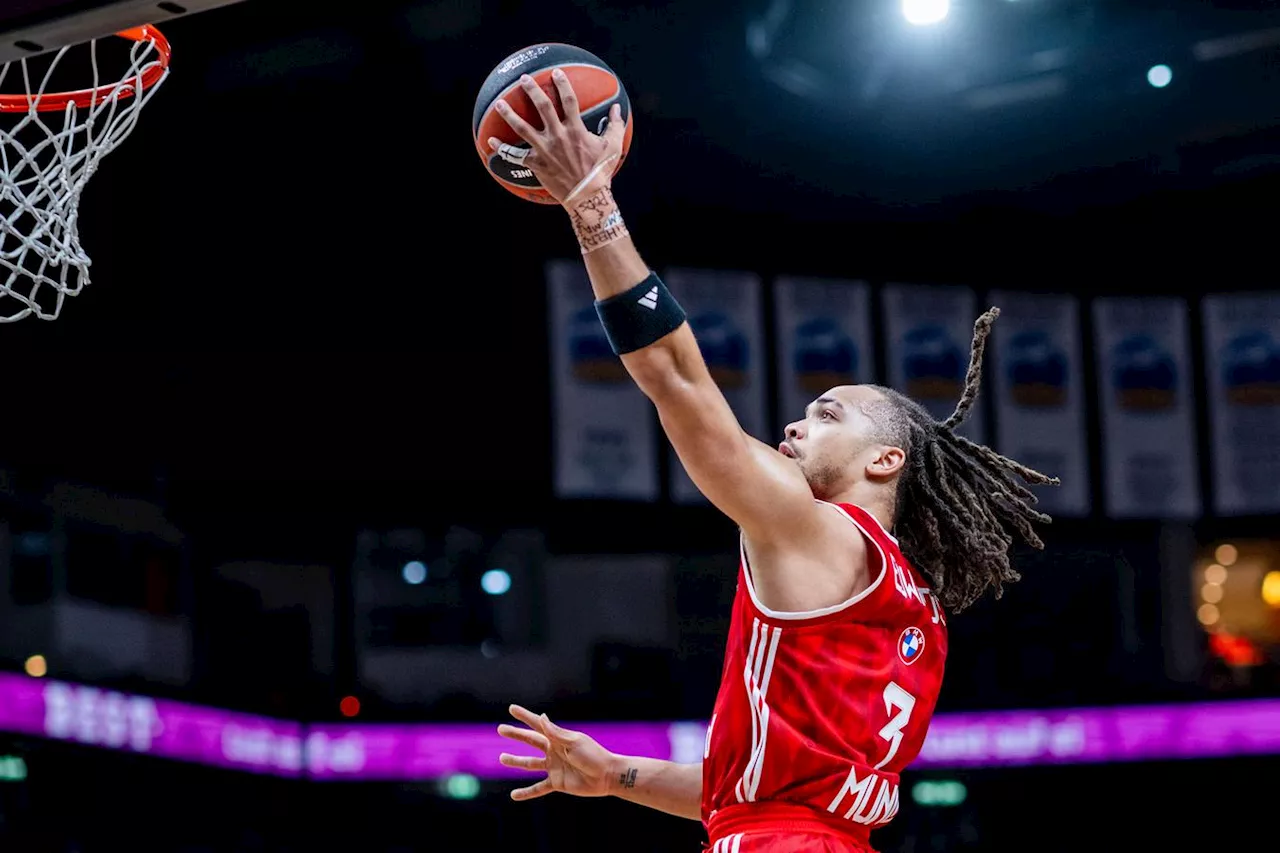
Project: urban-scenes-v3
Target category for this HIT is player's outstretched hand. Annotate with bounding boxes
[487,71,626,205]
[498,703,617,801]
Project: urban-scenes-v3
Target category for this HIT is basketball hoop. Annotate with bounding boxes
[0,26,171,322]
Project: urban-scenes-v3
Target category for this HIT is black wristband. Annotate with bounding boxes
[594,272,688,355]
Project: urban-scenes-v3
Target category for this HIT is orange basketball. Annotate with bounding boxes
[472,43,634,204]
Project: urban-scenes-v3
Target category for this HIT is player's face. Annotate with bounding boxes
[780,385,904,498]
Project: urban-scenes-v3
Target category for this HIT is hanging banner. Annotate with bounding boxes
[882,284,986,442]
[1202,292,1280,515]
[987,291,1090,516]
[1092,297,1200,518]
[546,260,658,501]
[773,276,876,429]
[663,268,768,505]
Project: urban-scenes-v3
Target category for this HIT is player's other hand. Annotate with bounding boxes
[487,71,625,205]
[498,703,617,801]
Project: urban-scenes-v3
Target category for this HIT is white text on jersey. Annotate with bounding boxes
[826,764,899,827]
[918,587,947,626]
[891,556,926,606]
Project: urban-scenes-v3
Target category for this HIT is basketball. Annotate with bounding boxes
[472,43,633,204]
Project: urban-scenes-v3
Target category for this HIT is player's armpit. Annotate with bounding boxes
[624,332,826,544]
[742,508,870,613]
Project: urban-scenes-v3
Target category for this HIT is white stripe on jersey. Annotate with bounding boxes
[712,833,744,853]
[735,617,781,803]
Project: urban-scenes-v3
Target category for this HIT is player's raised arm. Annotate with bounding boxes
[489,72,827,554]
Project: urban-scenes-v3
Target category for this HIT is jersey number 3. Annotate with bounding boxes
[873,682,916,771]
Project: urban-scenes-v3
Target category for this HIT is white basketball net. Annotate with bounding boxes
[0,36,169,322]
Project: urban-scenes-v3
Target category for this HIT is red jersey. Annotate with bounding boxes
[701,501,948,852]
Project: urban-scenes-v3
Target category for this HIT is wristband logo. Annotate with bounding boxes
[690,312,749,389]
[569,306,629,383]
[901,323,964,405]
[1110,333,1177,412]
[1005,329,1068,408]
[793,318,859,395]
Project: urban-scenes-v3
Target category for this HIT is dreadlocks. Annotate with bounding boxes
[866,307,1060,613]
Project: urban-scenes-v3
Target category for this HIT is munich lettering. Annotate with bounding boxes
[826,765,899,826]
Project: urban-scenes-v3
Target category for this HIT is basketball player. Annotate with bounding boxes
[490,73,1058,852]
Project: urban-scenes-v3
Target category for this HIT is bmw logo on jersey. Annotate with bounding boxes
[898,627,925,665]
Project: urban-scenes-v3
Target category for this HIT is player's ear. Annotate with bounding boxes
[866,445,905,481]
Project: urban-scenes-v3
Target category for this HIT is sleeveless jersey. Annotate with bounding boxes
[701,502,948,851]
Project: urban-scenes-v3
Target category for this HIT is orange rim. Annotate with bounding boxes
[0,25,170,114]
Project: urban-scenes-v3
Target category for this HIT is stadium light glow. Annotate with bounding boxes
[0,755,27,782]
[441,772,481,799]
[1262,571,1280,608]
[402,560,427,585]
[911,779,967,806]
[481,569,511,595]
[902,0,950,26]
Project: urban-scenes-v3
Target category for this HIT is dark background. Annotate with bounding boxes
[1,1,1278,851]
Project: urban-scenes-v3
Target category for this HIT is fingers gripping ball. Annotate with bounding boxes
[473,43,634,204]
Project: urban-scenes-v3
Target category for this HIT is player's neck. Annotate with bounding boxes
[825,482,895,533]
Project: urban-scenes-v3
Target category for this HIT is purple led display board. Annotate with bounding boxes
[911,699,1280,768]
[303,721,700,780]
[2,672,1278,780]
[0,672,303,776]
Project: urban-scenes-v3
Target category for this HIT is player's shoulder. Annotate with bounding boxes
[868,531,948,630]
[827,502,892,540]
[819,502,892,570]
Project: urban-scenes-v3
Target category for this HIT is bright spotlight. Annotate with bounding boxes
[902,0,950,26]
[402,561,427,585]
[1263,571,1280,608]
[481,569,511,596]
[1147,64,1172,88]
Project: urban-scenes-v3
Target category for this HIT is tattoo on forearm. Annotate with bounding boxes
[619,767,638,789]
